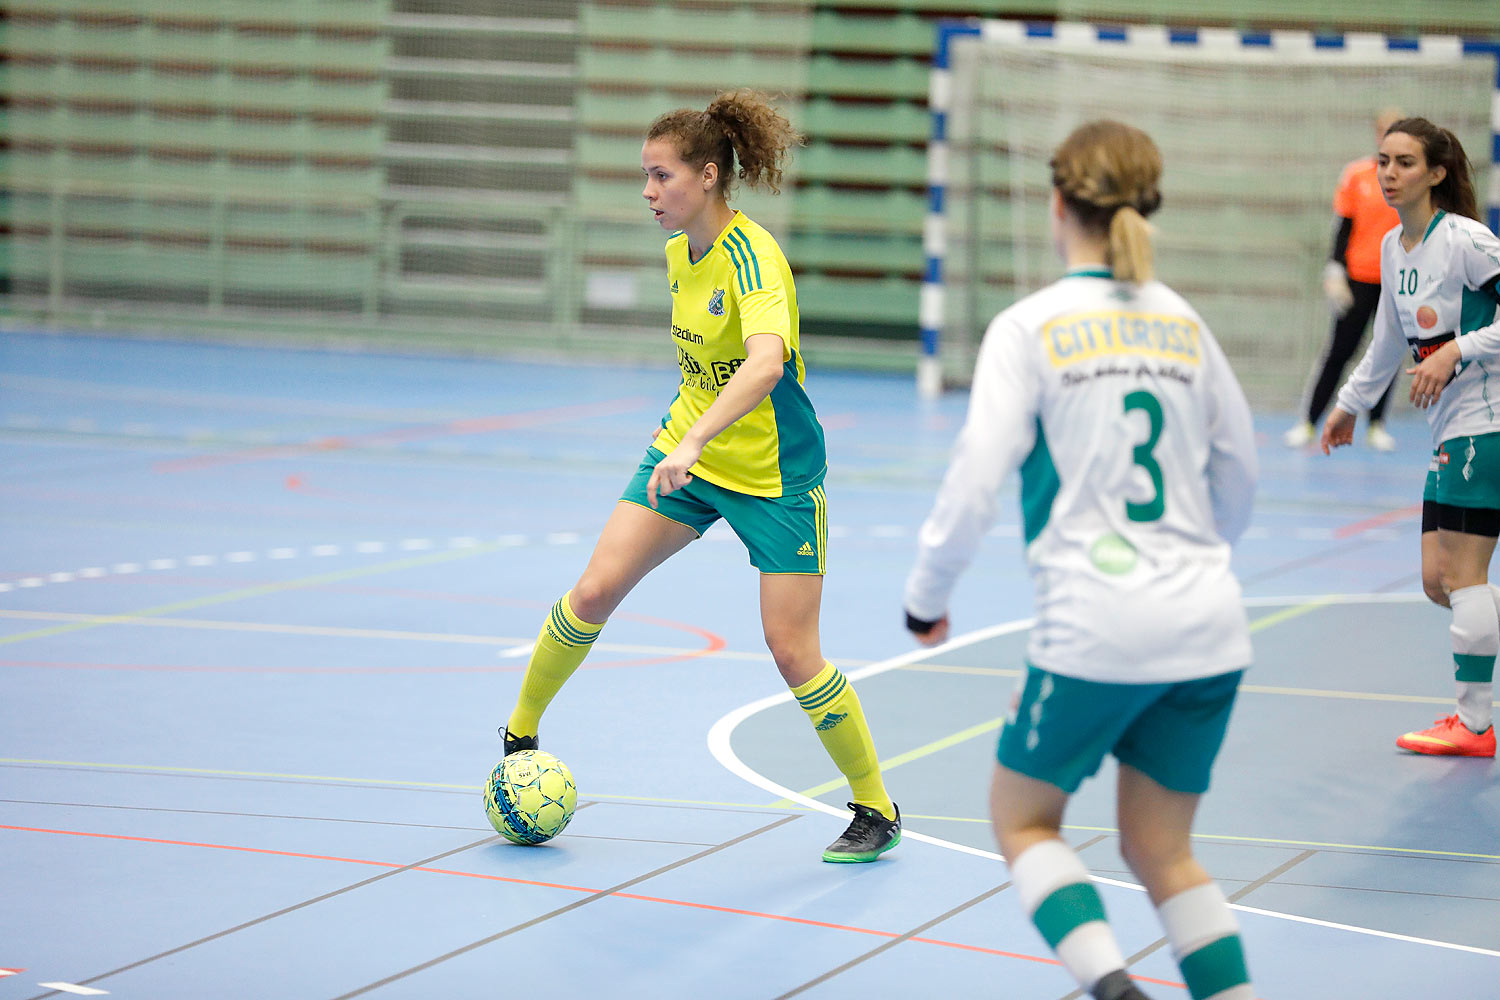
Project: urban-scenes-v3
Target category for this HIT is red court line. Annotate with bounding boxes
[0,822,1186,990]
[1334,502,1423,539]
[152,397,651,473]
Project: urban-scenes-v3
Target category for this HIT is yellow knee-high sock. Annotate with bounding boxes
[506,591,604,738]
[791,662,895,820]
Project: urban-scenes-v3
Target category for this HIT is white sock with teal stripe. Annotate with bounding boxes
[1157,882,1252,1000]
[1451,584,1497,733]
[1010,839,1126,996]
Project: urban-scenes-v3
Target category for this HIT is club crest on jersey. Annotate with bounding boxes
[707,288,726,316]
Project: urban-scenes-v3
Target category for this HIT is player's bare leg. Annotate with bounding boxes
[503,501,697,752]
[989,766,1148,999]
[1117,765,1253,999]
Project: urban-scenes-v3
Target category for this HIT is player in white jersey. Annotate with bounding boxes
[904,122,1257,1000]
[1322,117,1500,757]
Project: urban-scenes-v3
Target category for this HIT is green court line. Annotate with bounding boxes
[0,544,504,647]
[0,758,785,811]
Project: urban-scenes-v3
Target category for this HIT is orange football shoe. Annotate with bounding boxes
[1396,715,1496,757]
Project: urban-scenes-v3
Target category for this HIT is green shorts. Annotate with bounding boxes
[620,448,827,575]
[997,664,1244,795]
[1423,433,1500,510]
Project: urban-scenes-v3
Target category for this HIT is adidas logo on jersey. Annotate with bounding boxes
[670,280,679,293]
[797,542,815,556]
[815,711,847,731]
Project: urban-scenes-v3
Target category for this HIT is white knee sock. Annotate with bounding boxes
[1156,882,1253,1000]
[1450,584,1497,733]
[1010,839,1125,994]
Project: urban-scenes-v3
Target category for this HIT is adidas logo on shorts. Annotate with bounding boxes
[797,542,815,556]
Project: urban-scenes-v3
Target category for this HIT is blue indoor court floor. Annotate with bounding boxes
[1,330,1497,999]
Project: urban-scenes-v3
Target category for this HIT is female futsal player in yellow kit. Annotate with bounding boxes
[500,90,900,862]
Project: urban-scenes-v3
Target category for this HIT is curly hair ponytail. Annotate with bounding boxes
[647,89,804,198]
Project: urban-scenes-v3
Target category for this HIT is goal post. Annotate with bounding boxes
[921,21,1500,403]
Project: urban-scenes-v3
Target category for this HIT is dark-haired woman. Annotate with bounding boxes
[500,90,900,861]
[1322,117,1500,757]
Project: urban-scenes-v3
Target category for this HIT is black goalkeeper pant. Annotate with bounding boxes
[1302,278,1394,425]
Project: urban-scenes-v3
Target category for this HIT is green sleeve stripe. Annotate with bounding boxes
[1179,935,1250,1000]
[723,237,750,295]
[1031,882,1107,949]
[1019,417,1059,545]
[1454,653,1496,683]
[727,229,762,290]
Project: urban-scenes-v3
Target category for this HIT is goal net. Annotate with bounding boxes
[928,24,1498,405]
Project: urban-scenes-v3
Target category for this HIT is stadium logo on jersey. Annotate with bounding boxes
[707,288,726,316]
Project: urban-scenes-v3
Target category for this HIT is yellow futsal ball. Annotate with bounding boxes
[483,750,577,845]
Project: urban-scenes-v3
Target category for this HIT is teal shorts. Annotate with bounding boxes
[997,664,1244,795]
[1423,433,1500,509]
[620,448,827,575]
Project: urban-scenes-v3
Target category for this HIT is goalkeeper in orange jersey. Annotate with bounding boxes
[1286,109,1405,451]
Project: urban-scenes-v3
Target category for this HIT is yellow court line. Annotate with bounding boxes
[0,544,506,647]
[0,757,784,811]
[1247,596,1340,633]
[12,755,1489,861]
[1240,684,1454,705]
[894,813,1500,862]
[777,716,1005,805]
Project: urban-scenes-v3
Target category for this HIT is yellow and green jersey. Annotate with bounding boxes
[655,210,826,498]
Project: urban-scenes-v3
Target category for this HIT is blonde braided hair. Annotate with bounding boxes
[1049,121,1163,283]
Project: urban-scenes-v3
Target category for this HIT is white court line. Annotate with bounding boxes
[705,600,1500,961]
[37,985,108,996]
